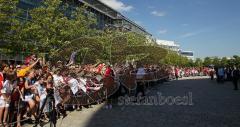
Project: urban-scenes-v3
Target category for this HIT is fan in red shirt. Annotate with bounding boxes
[104,65,114,78]
[175,67,179,80]
[0,66,5,96]
[0,72,3,95]
[25,54,37,66]
[11,77,25,102]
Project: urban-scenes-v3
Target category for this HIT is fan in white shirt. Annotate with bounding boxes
[136,67,146,79]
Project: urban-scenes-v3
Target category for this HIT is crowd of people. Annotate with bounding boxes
[0,55,115,127]
[0,55,170,127]
[1,54,239,127]
[213,66,240,90]
[168,65,240,90]
[169,66,211,80]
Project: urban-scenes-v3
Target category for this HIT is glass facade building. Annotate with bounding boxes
[17,0,152,36]
[180,51,194,59]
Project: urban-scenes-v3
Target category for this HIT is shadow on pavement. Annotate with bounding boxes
[81,77,240,127]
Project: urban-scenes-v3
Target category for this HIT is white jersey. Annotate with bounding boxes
[136,67,146,79]
[54,87,63,105]
[78,77,87,93]
[35,82,46,96]
[53,74,64,87]
[1,80,13,94]
[68,78,79,95]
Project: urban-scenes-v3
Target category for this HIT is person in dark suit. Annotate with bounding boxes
[232,66,240,90]
[226,67,233,81]
[215,67,219,82]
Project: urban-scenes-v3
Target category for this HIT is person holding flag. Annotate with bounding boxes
[66,51,78,66]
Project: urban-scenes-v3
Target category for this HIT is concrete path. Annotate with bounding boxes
[24,77,240,127]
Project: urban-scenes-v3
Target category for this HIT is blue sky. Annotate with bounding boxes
[100,0,240,58]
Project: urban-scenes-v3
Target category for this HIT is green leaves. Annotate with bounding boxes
[195,58,203,67]
[160,51,193,66]
[0,0,192,65]
[0,0,19,41]
[20,0,96,56]
[202,56,240,67]
[98,30,167,64]
[55,37,104,64]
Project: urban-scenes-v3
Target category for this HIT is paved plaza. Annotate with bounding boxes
[25,77,240,127]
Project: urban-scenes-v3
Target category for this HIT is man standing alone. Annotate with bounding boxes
[218,67,225,83]
[175,67,179,80]
[232,66,240,90]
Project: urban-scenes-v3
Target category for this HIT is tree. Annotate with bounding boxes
[97,30,128,63]
[203,57,212,67]
[126,32,147,46]
[0,0,21,52]
[57,37,104,64]
[220,57,228,67]
[195,58,203,67]
[98,29,160,64]
[233,55,240,67]
[160,51,190,66]
[19,0,97,57]
[212,57,220,67]
[179,56,189,67]
[233,55,239,59]
[122,45,167,64]
[187,59,195,67]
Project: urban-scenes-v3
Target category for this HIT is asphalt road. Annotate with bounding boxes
[25,76,240,127]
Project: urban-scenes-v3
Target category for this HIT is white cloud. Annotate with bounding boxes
[99,0,133,12]
[182,24,189,27]
[180,28,213,38]
[151,11,166,17]
[158,29,168,34]
[180,32,197,38]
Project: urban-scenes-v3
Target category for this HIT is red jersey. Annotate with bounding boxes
[0,72,3,86]
[175,68,179,76]
[0,72,4,96]
[11,82,25,101]
[104,67,112,78]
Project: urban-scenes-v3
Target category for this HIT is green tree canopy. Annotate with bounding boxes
[195,58,203,67]
[220,57,228,67]
[160,51,190,66]
[55,37,104,64]
[0,0,21,53]
[203,57,212,66]
[19,0,96,56]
